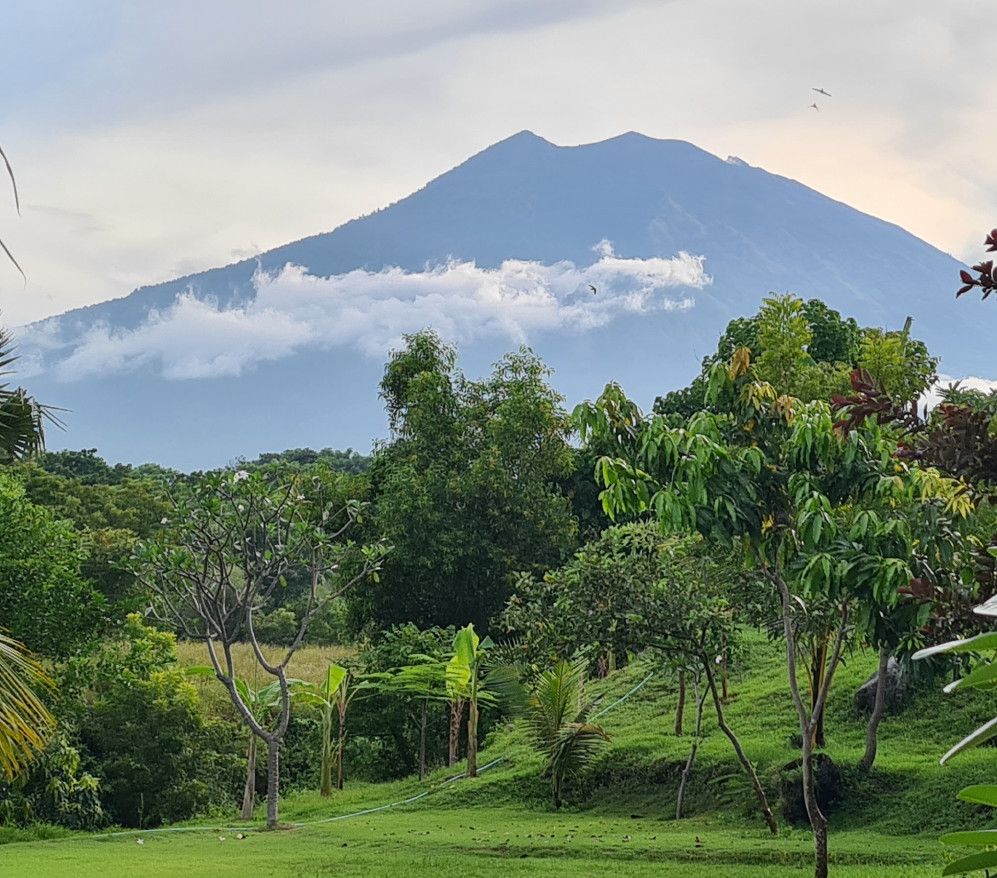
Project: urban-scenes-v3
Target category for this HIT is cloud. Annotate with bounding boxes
[921,374,997,413]
[28,246,708,381]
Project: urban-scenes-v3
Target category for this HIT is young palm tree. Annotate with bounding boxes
[527,658,610,809]
[0,631,54,778]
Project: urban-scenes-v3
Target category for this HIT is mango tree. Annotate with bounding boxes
[576,351,971,878]
[133,468,384,829]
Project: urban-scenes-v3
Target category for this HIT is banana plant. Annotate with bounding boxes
[446,624,524,778]
[526,657,609,809]
[292,664,379,794]
[187,667,282,819]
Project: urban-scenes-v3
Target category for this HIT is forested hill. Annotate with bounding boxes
[16,131,980,470]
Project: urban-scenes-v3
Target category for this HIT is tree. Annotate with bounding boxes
[353,331,577,633]
[0,469,106,659]
[576,350,971,878]
[133,468,383,828]
[526,658,609,809]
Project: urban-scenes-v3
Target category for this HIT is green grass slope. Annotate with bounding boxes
[4,633,997,876]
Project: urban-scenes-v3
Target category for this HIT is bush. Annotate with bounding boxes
[80,670,242,827]
[253,608,299,646]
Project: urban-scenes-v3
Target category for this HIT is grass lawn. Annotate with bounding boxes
[0,804,945,878]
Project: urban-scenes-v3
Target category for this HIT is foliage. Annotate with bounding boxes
[0,469,106,658]
[956,228,997,300]
[501,523,739,677]
[654,294,932,418]
[526,657,610,808]
[0,326,53,463]
[69,615,242,829]
[237,447,371,475]
[0,733,104,831]
[355,330,578,632]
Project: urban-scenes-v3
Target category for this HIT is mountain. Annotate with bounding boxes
[15,131,983,470]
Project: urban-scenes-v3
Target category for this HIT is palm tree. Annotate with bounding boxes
[0,631,54,778]
[0,325,57,462]
[527,658,610,809]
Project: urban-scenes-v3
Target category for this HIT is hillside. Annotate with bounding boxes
[14,132,983,470]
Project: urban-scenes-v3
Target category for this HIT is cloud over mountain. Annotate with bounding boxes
[24,245,707,381]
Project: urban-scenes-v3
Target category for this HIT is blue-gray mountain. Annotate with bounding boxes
[17,131,983,470]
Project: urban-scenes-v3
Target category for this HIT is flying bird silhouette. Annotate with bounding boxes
[588,284,597,295]
[809,103,819,112]
[812,87,832,97]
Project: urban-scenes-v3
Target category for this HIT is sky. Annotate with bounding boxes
[1,0,996,330]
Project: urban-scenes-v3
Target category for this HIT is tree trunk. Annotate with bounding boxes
[240,733,257,819]
[336,703,347,791]
[721,634,729,702]
[800,730,829,878]
[448,698,463,768]
[769,567,849,878]
[675,671,686,736]
[466,699,479,778]
[703,655,778,835]
[418,699,428,781]
[676,680,706,820]
[860,647,890,772]
[320,707,333,797]
[809,639,828,748]
[265,737,280,829]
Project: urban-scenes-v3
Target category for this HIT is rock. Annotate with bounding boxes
[853,657,906,714]
[778,754,845,825]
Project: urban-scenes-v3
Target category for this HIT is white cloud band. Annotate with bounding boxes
[23,245,709,381]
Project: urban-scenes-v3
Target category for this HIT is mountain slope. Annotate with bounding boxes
[17,131,982,469]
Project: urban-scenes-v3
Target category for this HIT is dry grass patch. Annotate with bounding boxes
[175,641,356,718]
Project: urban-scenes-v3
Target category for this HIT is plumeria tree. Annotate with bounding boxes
[133,468,384,828]
[576,350,973,878]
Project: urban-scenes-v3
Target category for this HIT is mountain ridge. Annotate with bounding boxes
[16,131,982,469]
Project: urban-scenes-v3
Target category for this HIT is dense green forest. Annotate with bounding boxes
[4,293,997,877]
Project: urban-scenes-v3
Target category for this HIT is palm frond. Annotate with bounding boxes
[0,632,55,779]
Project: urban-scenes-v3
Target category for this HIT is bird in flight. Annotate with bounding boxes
[809,102,819,111]
[588,284,597,295]
[812,87,832,97]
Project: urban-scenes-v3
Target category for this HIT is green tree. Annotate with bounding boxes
[133,468,383,829]
[355,331,577,632]
[0,469,106,659]
[526,658,609,809]
[576,350,971,878]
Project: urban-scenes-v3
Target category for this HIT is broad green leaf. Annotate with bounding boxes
[957,785,997,807]
[940,716,997,765]
[322,664,348,698]
[945,662,997,694]
[913,632,997,661]
[942,849,997,876]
